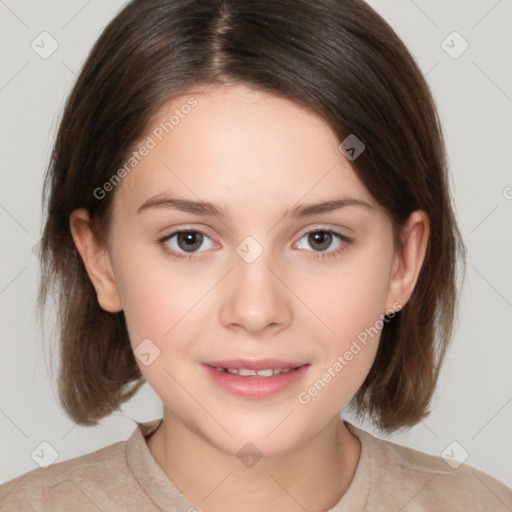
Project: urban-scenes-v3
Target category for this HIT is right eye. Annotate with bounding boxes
[159,229,216,260]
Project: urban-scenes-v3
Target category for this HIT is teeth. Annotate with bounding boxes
[214,367,297,377]
[256,369,274,377]
[238,368,256,376]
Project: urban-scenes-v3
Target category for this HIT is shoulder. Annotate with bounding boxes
[348,423,512,511]
[0,439,131,511]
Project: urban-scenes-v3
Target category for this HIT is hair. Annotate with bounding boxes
[38,0,465,432]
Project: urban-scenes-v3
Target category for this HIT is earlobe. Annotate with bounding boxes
[385,210,430,311]
[69,209,123,313]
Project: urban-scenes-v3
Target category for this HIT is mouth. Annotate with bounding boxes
[208,366,302,377]
[202,359,310,398]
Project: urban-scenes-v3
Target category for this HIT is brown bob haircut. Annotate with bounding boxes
[39,0,465,432]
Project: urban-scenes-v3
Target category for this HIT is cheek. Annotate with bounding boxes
[301,241,394,347]
[113,244,214,347]
[294,296,384,424]
[114,256,215,402]
[292,240,393,409]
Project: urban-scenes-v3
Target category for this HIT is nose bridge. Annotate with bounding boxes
[218,235,292,334]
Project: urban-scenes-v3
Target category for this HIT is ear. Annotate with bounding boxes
[69,208,122,313]
[384,210,430,311]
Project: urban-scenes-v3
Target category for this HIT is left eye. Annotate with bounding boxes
[296,229,345,253]
[159,228,349,261]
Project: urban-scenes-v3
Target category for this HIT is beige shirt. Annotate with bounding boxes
[1,419,511,511]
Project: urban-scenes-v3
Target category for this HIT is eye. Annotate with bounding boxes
[159,229,215,260]
[295,228,351,259]
[158,227,351,262]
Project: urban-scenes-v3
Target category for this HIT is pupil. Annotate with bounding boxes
[178,232,202,252]
[310,231,331,251]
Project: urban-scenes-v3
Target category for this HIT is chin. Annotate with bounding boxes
[203,415,311,460]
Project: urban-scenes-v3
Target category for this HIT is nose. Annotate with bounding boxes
[218,246,293,336]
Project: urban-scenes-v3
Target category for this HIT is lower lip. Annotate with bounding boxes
[201,364,310,399]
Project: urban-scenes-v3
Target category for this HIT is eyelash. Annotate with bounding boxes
[157,227,352,262]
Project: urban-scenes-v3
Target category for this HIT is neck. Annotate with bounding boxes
[147,411,361,512]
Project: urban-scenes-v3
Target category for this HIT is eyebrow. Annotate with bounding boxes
[136,194,374,218]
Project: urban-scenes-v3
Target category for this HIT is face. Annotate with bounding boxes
[81,83,410,457]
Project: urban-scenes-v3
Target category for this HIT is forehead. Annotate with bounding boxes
[112,83,376,215]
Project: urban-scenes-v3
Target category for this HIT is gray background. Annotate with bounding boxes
[1,0,511,490]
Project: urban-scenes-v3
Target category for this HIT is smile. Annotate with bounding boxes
[211,367,299,377]
[202,360,310,399]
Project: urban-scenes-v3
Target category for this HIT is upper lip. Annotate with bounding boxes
[204,359,308,370]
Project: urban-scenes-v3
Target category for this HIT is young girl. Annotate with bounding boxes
[1,0,510,510]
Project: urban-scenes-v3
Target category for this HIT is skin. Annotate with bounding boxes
[70,83,429,512]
